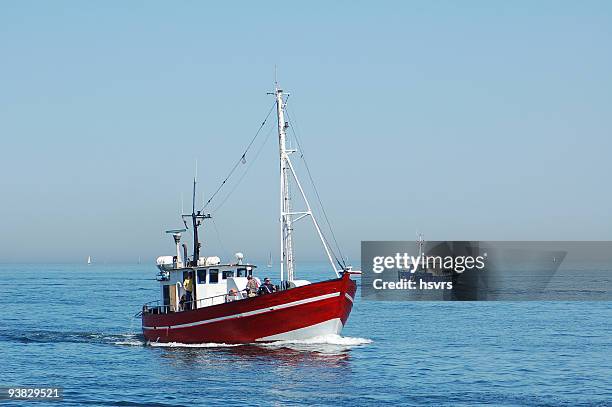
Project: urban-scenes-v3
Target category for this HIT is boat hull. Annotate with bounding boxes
[142,272,356,344]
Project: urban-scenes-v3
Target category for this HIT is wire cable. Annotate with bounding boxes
[285,106,348,269]
[201,101,276,212]
[212,122,276,213]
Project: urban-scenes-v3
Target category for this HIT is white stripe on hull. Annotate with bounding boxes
[255,318,344,341]
[143,292,341,331]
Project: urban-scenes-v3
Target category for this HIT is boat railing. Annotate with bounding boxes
[140,289,249,316]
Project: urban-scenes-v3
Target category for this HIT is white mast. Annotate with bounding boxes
[276,85,295,281]
[273,83,341,282]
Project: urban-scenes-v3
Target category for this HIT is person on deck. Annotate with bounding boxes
[183,271,194,310]
[259,277,276,295]
[226,288,239,302]
[246,275,259,297]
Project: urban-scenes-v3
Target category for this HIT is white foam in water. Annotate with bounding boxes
[113,337,240,348]
[148,341,243,348]
[114,341,144,346]
[259,334,372,348]
[112,333,372,349]
[111,333,147,346]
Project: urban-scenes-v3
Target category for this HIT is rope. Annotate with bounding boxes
[201,101,276,212]
[212,122,275,213]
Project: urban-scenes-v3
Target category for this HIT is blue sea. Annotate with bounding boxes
[1,263,610,406]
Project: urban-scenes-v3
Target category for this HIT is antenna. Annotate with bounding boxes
[193,160,198,213]
[274,65,277,88]
[192,177,196,214]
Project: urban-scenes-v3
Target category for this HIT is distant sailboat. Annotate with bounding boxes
[87,256,92,265]
[267,251,272,268]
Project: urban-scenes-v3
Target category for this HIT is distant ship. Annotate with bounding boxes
[139,82,358,344]
[87,256,92,265]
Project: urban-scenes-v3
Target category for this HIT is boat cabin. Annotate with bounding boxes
[148,252,259,314]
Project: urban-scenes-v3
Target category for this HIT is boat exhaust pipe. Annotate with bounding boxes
[182,243,189,266]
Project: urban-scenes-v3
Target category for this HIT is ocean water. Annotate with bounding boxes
[1,263,610,406]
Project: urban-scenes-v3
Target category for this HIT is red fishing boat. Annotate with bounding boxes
[140,83,358,344]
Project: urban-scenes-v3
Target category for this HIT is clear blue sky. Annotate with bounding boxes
[1,1,611,264]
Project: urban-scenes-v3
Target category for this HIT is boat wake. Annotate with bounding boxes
[261,334,371,347]
[112,334,148,347]
[147,341,243,348]
[1,328,371,352]
[114,333,372,352]
[256,334,372,353]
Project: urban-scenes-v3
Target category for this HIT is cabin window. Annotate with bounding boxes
[236,268,247,277]
[209,269,219,284]
[222,270,235,279]
[197,270,207,284]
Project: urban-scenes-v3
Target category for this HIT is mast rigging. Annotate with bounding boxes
[271,84,341,281]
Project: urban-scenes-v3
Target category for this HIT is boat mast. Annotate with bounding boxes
[273,83,341,281]
[275,85,295,282]
[182,177,211,266]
